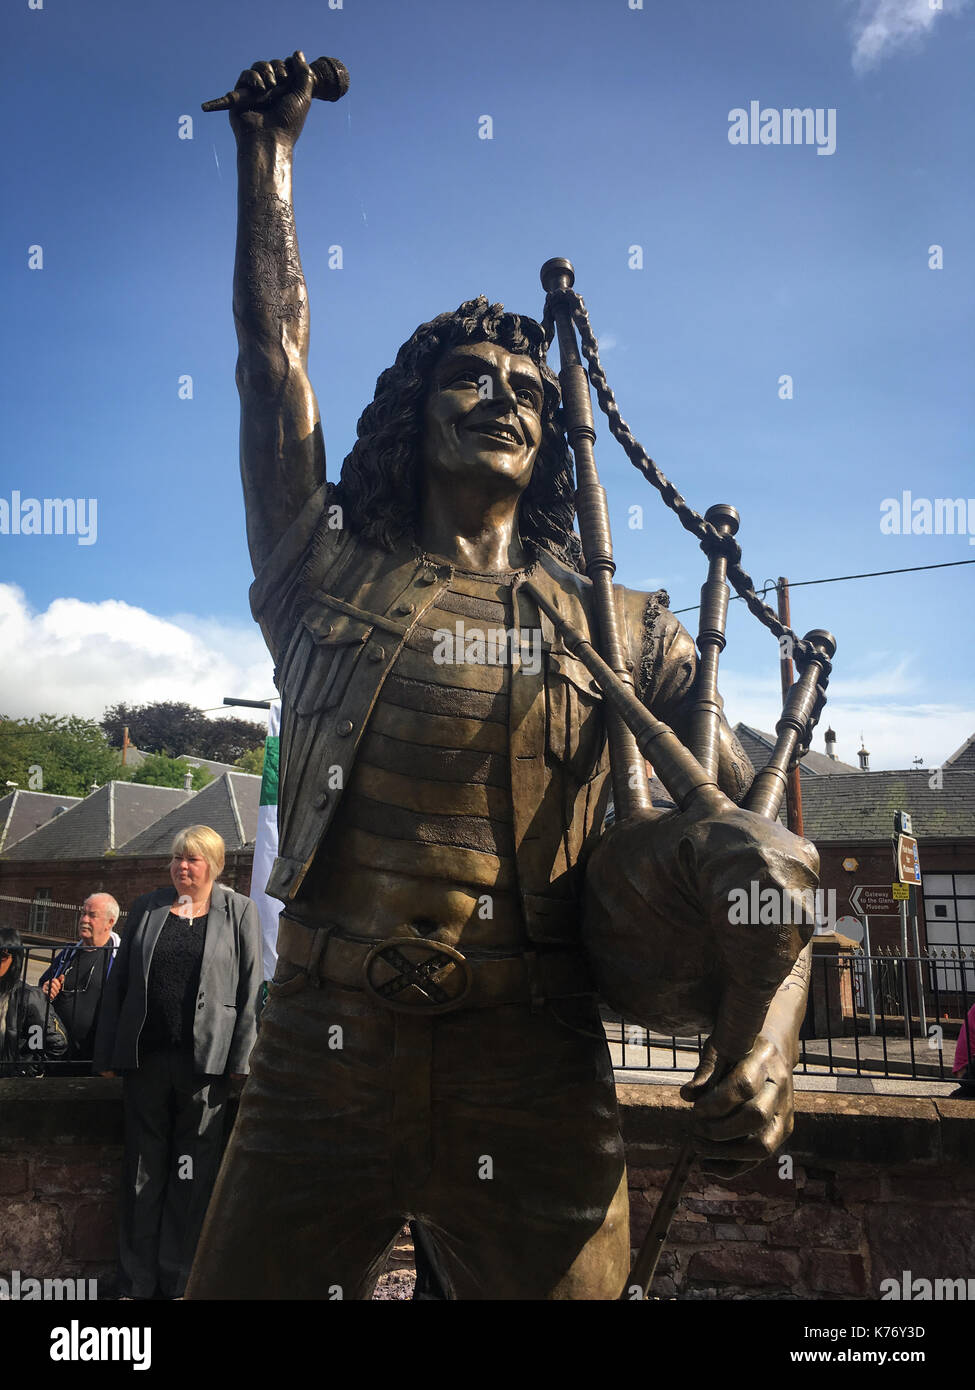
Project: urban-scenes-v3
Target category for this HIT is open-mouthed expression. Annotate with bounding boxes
[421,342,545,492]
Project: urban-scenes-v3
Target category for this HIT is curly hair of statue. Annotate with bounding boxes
[334,297,582,568]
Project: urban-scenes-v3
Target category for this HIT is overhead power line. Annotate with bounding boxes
[671,557,975,616]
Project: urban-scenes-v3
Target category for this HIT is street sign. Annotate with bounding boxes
[849,884,899,916]
[835,914,865,943]
[892,883,910,900]
[895,811,913,837]
[896,834,922,885]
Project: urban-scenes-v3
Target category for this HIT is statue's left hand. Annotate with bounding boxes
[679,1031,795,1179]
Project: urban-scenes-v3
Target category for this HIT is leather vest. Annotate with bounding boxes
[251,501,623,947]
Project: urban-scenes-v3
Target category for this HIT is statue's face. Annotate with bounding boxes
[420,341,544,494]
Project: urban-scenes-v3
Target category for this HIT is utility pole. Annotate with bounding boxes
[777,578,804,836]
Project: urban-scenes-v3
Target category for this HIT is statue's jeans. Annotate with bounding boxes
[186,975,630,1299]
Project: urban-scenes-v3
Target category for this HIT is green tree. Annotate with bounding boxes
[234,745,265,776]
[102,702,207,758]
[129,754,213,791]
[102,701,265,762]
[0,715,129,798]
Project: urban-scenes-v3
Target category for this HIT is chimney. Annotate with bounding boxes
[857,742,870,772]
[183,771,194,792]
[825,727,837,761]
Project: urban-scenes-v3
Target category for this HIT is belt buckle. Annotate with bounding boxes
[362,937,472,1015]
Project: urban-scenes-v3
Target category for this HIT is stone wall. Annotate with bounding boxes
[622,1084,975,1299]
[0,1081,123,1289]
[1,1079,972,1299]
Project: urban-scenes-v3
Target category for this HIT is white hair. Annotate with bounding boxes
[85,892,120,926]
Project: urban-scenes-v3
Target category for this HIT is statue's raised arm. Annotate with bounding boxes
[227,52,325,575]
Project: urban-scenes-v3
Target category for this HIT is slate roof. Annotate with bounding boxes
[2,783,189,861]
[945,733,975,772]
[111,746,241,779]
[0,790,82,853]
[181,755,246,780]
[797,769,975,843]
[118,773,260,856]
[733,724,862,778]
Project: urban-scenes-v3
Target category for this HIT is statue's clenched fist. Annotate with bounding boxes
[229,51,315,144]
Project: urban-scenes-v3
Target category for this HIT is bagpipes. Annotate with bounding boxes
[528,259,836,1297]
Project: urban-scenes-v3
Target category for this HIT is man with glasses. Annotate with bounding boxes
[40,894,120,1073]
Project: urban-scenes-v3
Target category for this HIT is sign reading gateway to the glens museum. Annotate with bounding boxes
[849,884,899,916]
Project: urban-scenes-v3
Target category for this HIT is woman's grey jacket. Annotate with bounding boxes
[92,883,263,1076]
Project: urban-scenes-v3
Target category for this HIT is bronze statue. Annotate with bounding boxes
[186,52,826,1300]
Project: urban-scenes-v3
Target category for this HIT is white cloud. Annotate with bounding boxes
[3,583,970,773]
[0,585,272,728]
[721,665,974,770]
[849,0,967,72]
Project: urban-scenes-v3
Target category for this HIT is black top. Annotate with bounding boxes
[141,913,208,1053]
[52,947,113,1056]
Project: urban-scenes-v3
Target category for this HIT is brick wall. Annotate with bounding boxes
[817,840,972,952]
[0,853,255,937]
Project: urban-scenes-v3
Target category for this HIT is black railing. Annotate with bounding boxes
[3,944,974,1085]
[608,949,974,1084]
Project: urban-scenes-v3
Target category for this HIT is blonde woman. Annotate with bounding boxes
[93,826,262,1300]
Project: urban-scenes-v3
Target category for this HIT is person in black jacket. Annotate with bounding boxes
[39,894,120,1073]
[0,927,68,1076]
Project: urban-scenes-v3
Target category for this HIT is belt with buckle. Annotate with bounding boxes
[274,915,594,1015]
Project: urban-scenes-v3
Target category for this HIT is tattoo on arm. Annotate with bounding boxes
[243,195,305,322]
[780,949,812,993]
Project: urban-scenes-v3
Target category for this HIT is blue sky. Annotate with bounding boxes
[1,0,973,770]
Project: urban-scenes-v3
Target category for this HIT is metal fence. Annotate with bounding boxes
[609,949,975,1085]
[3,940,973,1084]
[0,892,82,943]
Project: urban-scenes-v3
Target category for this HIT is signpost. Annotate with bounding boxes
[897,834,922,885]
[893,812,925,1038]
[849,884,898,916]
[847,887,889,1033]
[834,914,865,943]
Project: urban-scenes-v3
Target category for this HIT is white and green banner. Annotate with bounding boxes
[251,700,281,979]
